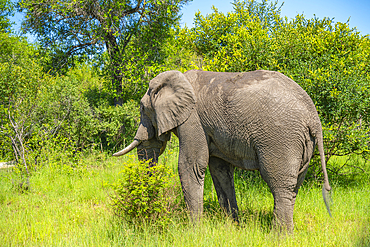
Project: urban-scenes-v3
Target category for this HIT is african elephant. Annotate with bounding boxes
[113,70,332,231]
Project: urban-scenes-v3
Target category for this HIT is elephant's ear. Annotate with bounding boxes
[149,71,196,137]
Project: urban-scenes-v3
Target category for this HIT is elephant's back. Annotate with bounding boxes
[194,70,317,124]
[191,70,309,98]
[187,70,274,92]
[194,70,319,160]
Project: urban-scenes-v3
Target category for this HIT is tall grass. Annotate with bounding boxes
[0,148,369,246]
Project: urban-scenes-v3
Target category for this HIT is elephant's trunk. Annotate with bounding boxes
[113,139,141,156]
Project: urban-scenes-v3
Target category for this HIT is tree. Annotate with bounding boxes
[185,0,283,61]
[0,0,13,32]
[0,32,45,171]
[19,0,192,105]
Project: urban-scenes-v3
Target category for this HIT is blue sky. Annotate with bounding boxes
[180,0,370,35]
[9,0,370,37]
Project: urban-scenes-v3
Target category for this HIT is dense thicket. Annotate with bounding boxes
[1,0,369,177]
[0,32,140,172]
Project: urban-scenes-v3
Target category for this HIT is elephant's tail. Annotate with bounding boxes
[317,130,332,217]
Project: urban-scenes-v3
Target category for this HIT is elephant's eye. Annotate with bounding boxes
[140,103,151,118]
[140,102,148,112]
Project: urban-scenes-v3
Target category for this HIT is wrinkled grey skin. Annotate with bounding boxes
[114,70,331,231]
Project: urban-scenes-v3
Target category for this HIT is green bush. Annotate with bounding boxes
[110,158,181,227]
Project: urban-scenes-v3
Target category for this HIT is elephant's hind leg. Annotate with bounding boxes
[259,158,302,232]
[270,187,297,232]
[209,157,239,222]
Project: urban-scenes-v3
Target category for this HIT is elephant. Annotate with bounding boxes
[113,69,332,231]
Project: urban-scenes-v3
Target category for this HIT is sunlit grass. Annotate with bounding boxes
[0,151,369,246]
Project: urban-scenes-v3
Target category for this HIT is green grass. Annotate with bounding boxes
[0,151,369,246]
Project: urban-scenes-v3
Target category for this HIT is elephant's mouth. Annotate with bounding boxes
[136,138,167,162]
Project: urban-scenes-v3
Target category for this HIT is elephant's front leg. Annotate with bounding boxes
[176,111,209,221]
[209,157,239,222]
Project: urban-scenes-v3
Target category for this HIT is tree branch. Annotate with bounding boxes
[122,0,144,16]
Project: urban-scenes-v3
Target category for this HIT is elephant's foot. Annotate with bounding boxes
[182,184,204,222]
[178,161,206,223]
[271,190,297,233]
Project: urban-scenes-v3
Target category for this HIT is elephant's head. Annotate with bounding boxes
[113,70,196,163]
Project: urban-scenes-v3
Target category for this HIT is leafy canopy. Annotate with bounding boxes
[19,0,192,104]
[0,0,13,32]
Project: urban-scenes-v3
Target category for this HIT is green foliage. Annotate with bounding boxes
[35,76,95,148]
[26,65,141,160]
[315,154,370,187]
[187,0,283,63]
[183,0,370,172]
[0,32,47,170]
[19,0,192,104]
[94,100,140,151]
[54,64,140,151]
[110,157,179,227]
[285,19,370,161]
[0,0,13,32]
[0,40,94,168]
[0,32,140,169]
[162,26,204,72]
[0,32,41,103]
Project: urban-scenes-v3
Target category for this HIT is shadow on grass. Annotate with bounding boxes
[203,197,274,232]
[239,207,274,232]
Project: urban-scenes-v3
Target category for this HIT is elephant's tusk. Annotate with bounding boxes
[113,140,141,156]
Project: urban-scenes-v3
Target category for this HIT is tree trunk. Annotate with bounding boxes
[112,72,124,106]
[106,34,124,106]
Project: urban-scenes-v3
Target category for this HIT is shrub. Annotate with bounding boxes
[110,158,181,227]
